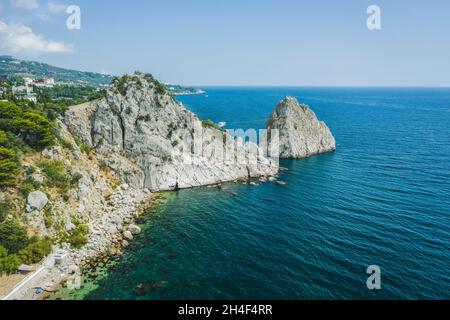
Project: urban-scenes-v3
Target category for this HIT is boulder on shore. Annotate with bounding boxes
[127,224,141,235]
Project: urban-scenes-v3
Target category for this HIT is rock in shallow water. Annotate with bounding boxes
[127,224,141,235]
[123,230,133,240]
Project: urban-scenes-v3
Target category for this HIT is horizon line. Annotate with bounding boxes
[184,85,450,89]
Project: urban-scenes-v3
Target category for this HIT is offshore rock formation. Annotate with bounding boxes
[65,72,278,191]
[266,97,336,158]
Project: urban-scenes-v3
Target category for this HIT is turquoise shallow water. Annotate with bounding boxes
[72,88,450,299]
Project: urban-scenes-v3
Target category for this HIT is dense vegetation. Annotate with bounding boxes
[0,80,14,101]
[0,97,88,274]
[35,85,104,106]
[0,97,59,274]
[0,101,54,155]
[0,220,52,275]
[112,73,169,97]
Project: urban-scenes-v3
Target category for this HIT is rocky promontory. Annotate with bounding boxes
[266,97,336,158]
[66,72,278,191]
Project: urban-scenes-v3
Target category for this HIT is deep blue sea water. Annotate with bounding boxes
[70,88,450,299]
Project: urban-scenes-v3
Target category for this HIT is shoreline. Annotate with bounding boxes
[45,191,172,300]
[43,177,284,300]
[2,175,280,300]
[35,179,274,300]
[2,188,163,300]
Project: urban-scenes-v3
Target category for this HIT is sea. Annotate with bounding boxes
[51,87,450,300]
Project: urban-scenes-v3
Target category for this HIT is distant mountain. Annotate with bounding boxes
[166,84,206,95]
[0,55,113,87]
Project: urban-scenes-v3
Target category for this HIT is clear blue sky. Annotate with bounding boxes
[1,0,450,86]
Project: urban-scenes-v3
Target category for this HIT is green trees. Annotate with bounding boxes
[0,101,56,187]
[17,239,52,265]
[0,101,22,119]
[67,224,89,249]
[0,247,21,275]
[0,220,29,254]
[0,196,12,223]
[0,129,19,187]
[12,112,53,147]
[0,81,14,101]
[0,220,52,275]
[0,146,19,187]
[114,75,129,96]
[0,101,54,148]
[35,84,100,106]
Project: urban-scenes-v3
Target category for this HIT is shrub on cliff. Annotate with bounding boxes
[201,119,224,131]
[39,160,69,190]
[67,224,89,249]
[18,238,52,265]
[0,245,7,258]
[0,220,30,254]
[0,101,54,149]
[0,101,21,119]
[12,112,53,147]
[0,196,13,223]
[18,176,41,197]
[0,248,21,275]
[154,81,167,95]
[0,219,53,275]
[0,146,19,187]
[0,130,6,144]
[0,238,52,275]
[112,75,129,96]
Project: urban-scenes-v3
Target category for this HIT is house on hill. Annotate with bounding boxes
[15,93,37,103]
[12,85,31,94]
[45,77,55,86]
[33,77,55,88]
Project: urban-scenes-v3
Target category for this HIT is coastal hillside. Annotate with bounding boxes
[0,100,153,289]
[0,55,112,87]
[0,56,204,95]
[0,70,277,286]
[0,70,338,296]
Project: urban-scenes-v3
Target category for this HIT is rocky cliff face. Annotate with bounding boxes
[17,119,152,268]
[266,97,336,158]
[65,72,278,191]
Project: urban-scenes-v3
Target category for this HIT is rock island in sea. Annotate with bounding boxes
[266,96,336,158]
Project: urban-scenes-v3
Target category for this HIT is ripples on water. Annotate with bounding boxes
[68,88,449,300]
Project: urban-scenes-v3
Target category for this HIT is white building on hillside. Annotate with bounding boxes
[23,77,34,86]
[12,85,31,93]
[15,93,37,103]
[32,77,56,88]
[45,77,55,86]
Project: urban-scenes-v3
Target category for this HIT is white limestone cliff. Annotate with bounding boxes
[65,72,279,191]
[266,97,336,158]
